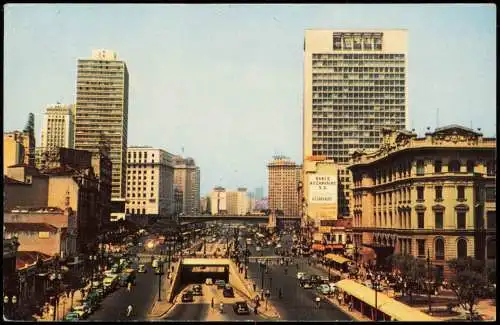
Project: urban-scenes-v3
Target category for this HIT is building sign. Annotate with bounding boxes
[308,175,337,204]
[305,155,327,161]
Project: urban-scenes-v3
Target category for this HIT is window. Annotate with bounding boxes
[339,234,343,243]
[435,186,443,201]
[487,211,496,229]
[416,160,425,175]
[449,160,461,173]
[487,239,496,260]
[466,160,474,173]
[417,186,424,201]
[457,211,466,229]
[485,187,496,202]
[457,238,467,259]
[435,238,445,260]
[417,212,425,229]
[457,186,465,200]
[435,160,442,173]
[435,211,443,229]
[417,239,426,257]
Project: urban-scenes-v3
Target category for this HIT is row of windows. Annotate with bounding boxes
[313,54,405,60]
[311,65,405,72]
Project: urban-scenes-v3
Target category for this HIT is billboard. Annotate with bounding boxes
[308,174,337,204]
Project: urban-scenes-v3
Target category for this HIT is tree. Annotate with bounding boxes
[388,254,426,304]
[448,257,488,320]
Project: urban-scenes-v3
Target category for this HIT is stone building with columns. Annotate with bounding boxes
[348,125,496,280]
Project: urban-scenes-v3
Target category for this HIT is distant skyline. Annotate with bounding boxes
[4,4,496,196]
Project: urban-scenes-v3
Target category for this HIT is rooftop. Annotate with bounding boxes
[4,222,59,233]
[16,251,52,270]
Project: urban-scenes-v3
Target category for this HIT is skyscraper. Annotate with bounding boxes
[255,186,264,200]
[303,29,408,216]
[74,49,129,200]
[173,156,200,215]
[40,103,75,149]
[267,156,301,216]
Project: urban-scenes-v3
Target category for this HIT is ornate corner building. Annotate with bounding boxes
[348,125,496,279]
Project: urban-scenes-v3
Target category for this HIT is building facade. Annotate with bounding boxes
[267,156,301,216]
[40,104,75,150]
[348,125,496,279]
[173,156,200,215]
[302,156,339,227]
[125,147,174,222]
[210,187,227,215]
[4,131,35,175]
[303,29,408,217]
[74,49,129,200]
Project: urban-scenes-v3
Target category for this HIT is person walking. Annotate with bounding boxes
[126,305,133,317]
[127,282,132,292]
[211,297,214,309]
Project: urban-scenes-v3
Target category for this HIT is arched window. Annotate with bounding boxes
[435,238,445,260]
[487,239,496,260]
[142,208,146,214]
[449,160,461,173]
[457,238,467,258]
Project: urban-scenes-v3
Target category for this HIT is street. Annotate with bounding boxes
[243,233,352,321]
[87,263,158,321]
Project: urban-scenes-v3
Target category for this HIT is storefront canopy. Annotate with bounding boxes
[312,244,326,251]
[335,279,437,321]
[325,253,351,264]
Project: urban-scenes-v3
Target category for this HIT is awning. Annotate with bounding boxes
[312,244,325,251]
[335,279,437,321]
[326,244,344,250]
[324,253,351,264]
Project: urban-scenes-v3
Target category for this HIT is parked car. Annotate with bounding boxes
[205,278,213,285]
[181,291,194,303]
[192,285,203,296]
[297,272,306,280]
[233,301,250,315]
[72,305,89,319]
[320,276,330,284]
[215,279,226,289]
[138,264,146,273]
[64,312,81,321]
[223,286,235,297]
[316,284,331,295]
[301,281,313,289]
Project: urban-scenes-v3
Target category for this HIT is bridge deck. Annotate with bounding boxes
[181,258,232,266]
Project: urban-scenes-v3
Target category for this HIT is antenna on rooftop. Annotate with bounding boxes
[436,108,439,128]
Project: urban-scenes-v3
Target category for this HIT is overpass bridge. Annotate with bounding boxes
[179,215,301,225]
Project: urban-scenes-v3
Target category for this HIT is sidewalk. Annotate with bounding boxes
[34,283,92,321]
[238,271,280,319]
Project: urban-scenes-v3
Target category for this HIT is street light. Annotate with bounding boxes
[4,295,17,320]
[426,249,433,315]
[155,260,164,301]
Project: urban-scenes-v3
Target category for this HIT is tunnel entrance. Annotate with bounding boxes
[179,265,229,285]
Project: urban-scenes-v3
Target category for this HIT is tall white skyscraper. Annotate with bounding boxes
[74,49,129,200]
[40,103,75,149]
[303,29,408,216]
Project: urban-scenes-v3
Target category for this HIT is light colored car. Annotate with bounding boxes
[255,246,261,252]
[328,282,337,294]
[205,278,213,285]
[138,264,146,273]
[297,272,306,280]
[316,284,331,295]
[72,305,88,318]
[276,244,282,249]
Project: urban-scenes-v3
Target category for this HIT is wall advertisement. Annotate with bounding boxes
[308,174,338,204]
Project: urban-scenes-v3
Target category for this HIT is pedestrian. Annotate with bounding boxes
[253,283,256,292]
[211,297,214,309]
[348,300,353,311]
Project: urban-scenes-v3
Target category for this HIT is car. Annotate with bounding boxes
[138,264,146,273]
[215,279,226,289]
[328,283,337,294]
[320,276,330,283]
[316,284,331,295]
[233,301,250,315]
[205,277,213,285]
[302,282,313,289]
[72,305,89,318]
[192,284,203,296]
[310,275,321,284]
[297,272,306,280]
[181,291,194,303]
[64,312,81,321]
[223,286,235,297]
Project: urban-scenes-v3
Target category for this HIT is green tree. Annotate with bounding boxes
[388,254,426,304]
[448,257,488,320]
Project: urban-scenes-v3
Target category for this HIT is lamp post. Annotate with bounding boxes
[4,295,18,320]
[373,277,380,321]
[426,249,433,315]
[155,260,164,301]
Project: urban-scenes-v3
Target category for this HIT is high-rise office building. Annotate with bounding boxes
[267,156,301,216]
[125,147,175,221]
[255,186,264,200]
[41,104,75,150]
[303,29,408,216]
[74,49,129,200]
[173,156,200,215]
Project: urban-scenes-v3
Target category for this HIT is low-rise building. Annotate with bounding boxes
[348,125,496,279]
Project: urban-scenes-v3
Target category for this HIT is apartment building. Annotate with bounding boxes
[74,49,129,200]
[348,125,496,280]
[40,103,75,150]
[267,156,301,216]
[4,130,35,175]
[125,147,174,222]
[173,156,200,215]
[303,29,408,217]
[210,187,227,215]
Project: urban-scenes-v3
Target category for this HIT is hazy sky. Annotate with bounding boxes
[4,4,496,196]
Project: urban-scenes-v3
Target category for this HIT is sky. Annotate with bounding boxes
[4,4,496,196]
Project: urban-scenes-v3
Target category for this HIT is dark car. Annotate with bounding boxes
[233,301,250,315]
[192,285,203,296]
[223,286,235,298]
[181,291,194,303]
